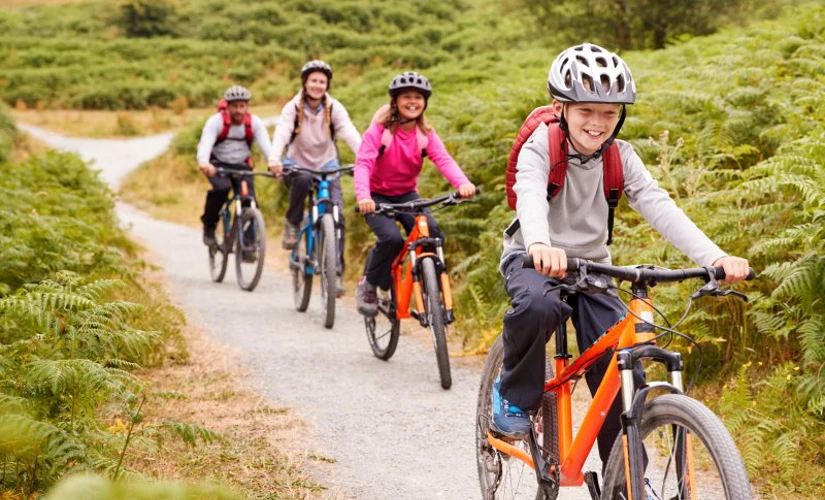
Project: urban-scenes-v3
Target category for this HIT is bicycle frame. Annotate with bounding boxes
[290,170,343,275]
[486,281,681,491]
[218,175,258,250]
[390,213,454,327]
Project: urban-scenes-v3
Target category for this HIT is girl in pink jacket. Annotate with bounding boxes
[354,71,476,316]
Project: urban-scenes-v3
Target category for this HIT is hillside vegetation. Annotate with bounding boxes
[5,0,825,496]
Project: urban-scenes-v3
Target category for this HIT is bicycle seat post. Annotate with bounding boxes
[555,292,571,360]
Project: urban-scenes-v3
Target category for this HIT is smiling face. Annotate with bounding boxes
[553,100,621,156]
[304,72,328,100]
[394,90,426,121]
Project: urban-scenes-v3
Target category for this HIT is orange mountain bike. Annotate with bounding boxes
[476,256,755,500]
[361,192,472,390]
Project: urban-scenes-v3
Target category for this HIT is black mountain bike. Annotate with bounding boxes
[208,167,272,291]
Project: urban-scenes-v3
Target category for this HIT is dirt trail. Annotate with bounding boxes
[23,123,599,499]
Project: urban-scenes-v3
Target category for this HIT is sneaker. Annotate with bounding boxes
[355,276,378,317]
[241,249,256,263]
[281,221,299,249]
[202,224,217,246]
[335,276,345,297]
[490,376,531,439]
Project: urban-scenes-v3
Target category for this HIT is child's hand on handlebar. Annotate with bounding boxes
[358,198,376,214]
[528,243,567,279]
[458,183,476,198]
[712,256,750,285]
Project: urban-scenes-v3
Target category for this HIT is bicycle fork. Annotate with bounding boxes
[617,345,690,500]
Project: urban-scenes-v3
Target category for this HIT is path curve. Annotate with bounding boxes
[24,123,598,499]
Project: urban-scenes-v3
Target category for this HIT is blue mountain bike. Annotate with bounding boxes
[285,164,353,329]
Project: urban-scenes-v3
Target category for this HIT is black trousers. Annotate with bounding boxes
[284,170,346,274]
[363,192,444,291]
[201,162,256,227]
[500,255,644,468]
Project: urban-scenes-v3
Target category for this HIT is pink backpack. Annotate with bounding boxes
[370,104,429,158]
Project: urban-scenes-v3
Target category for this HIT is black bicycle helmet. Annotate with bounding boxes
[301,60,333,85]
[388,71,432,99]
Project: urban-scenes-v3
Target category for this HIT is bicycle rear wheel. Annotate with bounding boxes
[291,218,312,312]
[208,212,230,283]
[235,207,266,291]
[601,394,753,500]
[421,257,451,389]
[319,214,336,329]
[363,246,400,360]
[476,336,559,500]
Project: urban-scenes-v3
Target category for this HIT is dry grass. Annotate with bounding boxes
[122,264,331,498]
[11,104,282,138]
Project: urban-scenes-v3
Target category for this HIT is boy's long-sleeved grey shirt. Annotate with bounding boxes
[500,123,727,273]
[196,113,272,166]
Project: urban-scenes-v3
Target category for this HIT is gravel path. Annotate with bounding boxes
[23,123,600,499]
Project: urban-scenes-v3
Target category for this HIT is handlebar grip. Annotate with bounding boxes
[520,254,579,271]
[715,267,756,281]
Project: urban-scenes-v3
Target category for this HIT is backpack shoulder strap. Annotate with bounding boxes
[378,126,393,158]
[602,142,624,245]
[546,119,568,199]
[505,106,557,210]
[329,101,336,141]
[243,113,254,146]
[416,126,429,159]
[215,110,232,145]
[289,102,300,144]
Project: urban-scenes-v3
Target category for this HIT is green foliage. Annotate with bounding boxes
[117,0,179,38]
[44,473,240,500]
[0,118,211,494]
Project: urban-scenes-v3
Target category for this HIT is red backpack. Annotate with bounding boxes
[505,105,624,244]
[215,98,254,147]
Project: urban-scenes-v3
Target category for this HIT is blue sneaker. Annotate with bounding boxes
[490,376,531,439]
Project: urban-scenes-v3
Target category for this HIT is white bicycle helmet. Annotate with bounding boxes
[388,71,432,99]
[548,43,636,104]
[224,85,251,102]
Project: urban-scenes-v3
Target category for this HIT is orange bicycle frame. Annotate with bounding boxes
[487,293,656,486]
[390,214,453,320]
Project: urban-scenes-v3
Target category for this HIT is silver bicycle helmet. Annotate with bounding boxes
[224,85,251,102]
[388,71,432,99]
[301,60,333,83]
[548,43,636,104]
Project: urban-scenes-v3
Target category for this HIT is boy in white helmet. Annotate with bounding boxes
[197,85,272,249]
[493,43,750,471]
[268,60,361,296]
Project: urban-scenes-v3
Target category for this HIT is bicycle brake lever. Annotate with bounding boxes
[715,289,749,302]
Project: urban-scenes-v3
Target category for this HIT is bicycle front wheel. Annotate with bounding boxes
[235,208,266,291]
[209,215,229,283]
[601,394,753,500]
[319,214,337,329]
[291,217,312,312]
[476,335,559,500]
[421,257,451,389]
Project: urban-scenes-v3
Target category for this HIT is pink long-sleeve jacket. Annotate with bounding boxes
[354,123,470,201]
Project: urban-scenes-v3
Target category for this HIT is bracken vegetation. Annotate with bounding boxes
[6,0,825,496]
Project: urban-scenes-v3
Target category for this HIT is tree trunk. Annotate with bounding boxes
[613,0,633,49]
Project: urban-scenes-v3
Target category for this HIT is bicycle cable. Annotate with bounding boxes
[611,285,704,395]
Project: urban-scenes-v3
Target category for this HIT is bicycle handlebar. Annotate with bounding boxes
[213,167,274,178]
[355,188,482,215]
[521,254,755,284]
[282,164,354,177]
